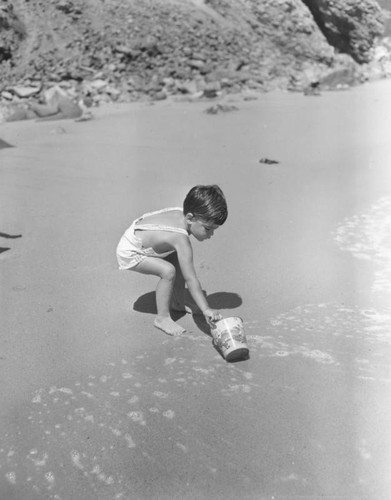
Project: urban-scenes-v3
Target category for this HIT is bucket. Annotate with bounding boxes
[210,316,249,362]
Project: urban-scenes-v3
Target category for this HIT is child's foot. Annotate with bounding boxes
[154,316,185,336]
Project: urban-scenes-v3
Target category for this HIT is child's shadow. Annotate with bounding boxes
[133,290,242,335]
[192,291,243,335]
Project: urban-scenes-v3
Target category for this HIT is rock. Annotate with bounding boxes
[319,65,362,89]
[162,77,176,89]
[56,1,74,14]
[0,44,12,63]
[188,59,206,71]
[44,85,68,106]
[182,47,192,57]
[243,95,259,101]
[136,36,162,57]
[9,85,41,98]
[27,85,83,120]
[0,1,26,37]
[104,86,121,99]
[259,157,280,164]
[303,81,321,95]
[302,0,385,63]
[114,45,139,59]
[5,106,37,122]
[29,102,59,118]
[153,91,167,101]
[204,103,239,115]
[75,111,93,122]
[220,78,234,88]
[203,81,221,98]
[176,81,198,94]
[1,91,13,100]
[127,76,145,92]
[90,79,109,91]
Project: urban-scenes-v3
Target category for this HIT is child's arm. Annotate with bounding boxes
[174,237,222,321]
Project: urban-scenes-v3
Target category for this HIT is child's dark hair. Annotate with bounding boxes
[183,185,228,225]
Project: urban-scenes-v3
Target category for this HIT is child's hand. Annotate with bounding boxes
[203,308,222,323]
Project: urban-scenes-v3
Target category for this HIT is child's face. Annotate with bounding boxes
[190,218,219,241]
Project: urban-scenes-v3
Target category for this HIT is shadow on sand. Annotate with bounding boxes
[0,232,22,256]
[0,232,22,239]
[133,290,246,361]
[0,138,14,149]
[133,290,242,336]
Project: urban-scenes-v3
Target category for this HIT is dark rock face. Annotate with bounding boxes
[302,0,385,63]
[0,0,26,63]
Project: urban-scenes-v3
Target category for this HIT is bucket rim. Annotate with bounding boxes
[215,316,243,324]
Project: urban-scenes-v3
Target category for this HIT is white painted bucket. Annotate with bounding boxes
[210,316,249,362]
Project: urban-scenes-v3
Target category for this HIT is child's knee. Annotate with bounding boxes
[161,262,176,281]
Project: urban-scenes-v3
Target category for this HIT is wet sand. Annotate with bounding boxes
[1,81,391,499]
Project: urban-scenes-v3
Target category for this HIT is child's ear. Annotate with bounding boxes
[185,212,195,222]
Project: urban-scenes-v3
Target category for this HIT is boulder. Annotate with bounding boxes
[1,90,13,100]
[319,65,363,89]
[28,85,82,120]
[302,0,385,63]
[56,1,75,15]
[5,106,37,122]
[176,80,198,94]
[152,91,167,101]
[90,79,109,91]
[43,85,69,104]
[29,103,59,118]
[10,85,41,98]
[188,59,206,70]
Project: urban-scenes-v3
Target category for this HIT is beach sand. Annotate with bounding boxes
[1,81,391,499]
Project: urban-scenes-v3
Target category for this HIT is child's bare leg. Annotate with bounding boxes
[164,253,187,312]
[163,253,202,314]
[133,258,185,335]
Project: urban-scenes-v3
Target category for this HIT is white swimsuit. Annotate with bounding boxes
[116,207,188,270]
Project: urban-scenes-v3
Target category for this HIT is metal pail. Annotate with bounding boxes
[210,316,249,362]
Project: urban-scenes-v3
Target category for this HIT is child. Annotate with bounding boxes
[116,185,228,335]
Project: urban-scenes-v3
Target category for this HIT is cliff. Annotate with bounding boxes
[0,0,390,110]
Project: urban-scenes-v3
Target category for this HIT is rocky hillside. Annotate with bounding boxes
[1,0,391,115]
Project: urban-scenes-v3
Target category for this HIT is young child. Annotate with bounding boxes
[116,185,228,335]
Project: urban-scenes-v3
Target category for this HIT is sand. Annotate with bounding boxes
[1,81,391,499]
